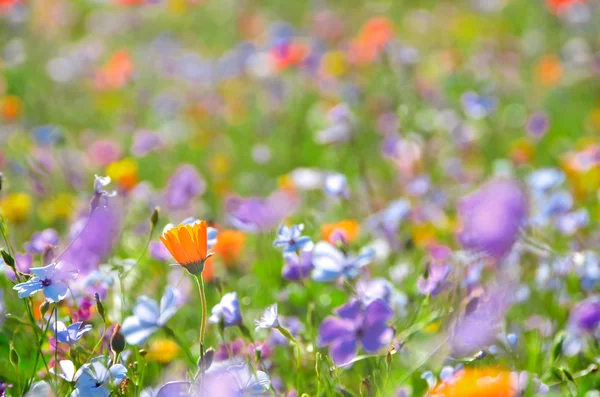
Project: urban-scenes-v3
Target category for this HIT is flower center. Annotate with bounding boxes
[41,278,52,287]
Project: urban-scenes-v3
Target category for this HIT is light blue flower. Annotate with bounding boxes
[273,224,313,254]
[311,241,375,283]
[527,168,565,192]
[255,304,279,330]
[164,218,218,249]
[71,356,127,397]
[121,286,180,345]
[13,262,77,303]
[324,173,349,198]
[53,321,93,345]
[209,292,242,327]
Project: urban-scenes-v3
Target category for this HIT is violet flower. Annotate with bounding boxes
[457,178,528,259]
[569,295,600,334]
[318,299,394,366]
[209,292,242,328]
[163,164,206,211]
[282,250,313,282]
[225,190,299,233]
[417,245,452,296]
[24,228,59,254]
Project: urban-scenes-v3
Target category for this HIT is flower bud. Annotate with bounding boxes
[111,324,126,355]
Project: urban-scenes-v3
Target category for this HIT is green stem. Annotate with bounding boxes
[28,304,54,388]
[194,273,207,360]
[163,326,196,367]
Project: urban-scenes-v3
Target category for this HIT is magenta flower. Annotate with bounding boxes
[318,299,394,366]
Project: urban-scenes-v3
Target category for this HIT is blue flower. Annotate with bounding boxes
[282,250,313,282]
[121,286,180,345]
[273,224,313,254]
[324,173,349,198]
[461,91,497,119]
[255,304,279,330]
[209,292,242,327]
[311,241,375,283]
[53,321,93,345]
[71,356,127,397]
[13,262,77,303]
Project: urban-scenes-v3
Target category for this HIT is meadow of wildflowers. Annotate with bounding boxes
[0,0,600,396]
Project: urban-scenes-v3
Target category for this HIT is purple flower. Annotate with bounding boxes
[53,321,93,345]
[273,224,313,254]
[461,91,497,119]
[24,228,59,254]
[91,175,117,210]
[149,241,172,262]
[209,292,242,327]
[282,250,313,282]
[13,261,77,303]
[163,164,206,211]
[318,299,394,366]
[225,190,299,233]
[450,286,510,356]
[0,379,10,397]
[570,296,600,334]
[417,245,452,296]
[132,130,164,157]
[311,241,375,283]
[61,203,121,275]
[527,112,549,139]
[457,178,528,259]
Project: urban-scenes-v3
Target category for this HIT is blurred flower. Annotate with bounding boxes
[569,295,600,334]
[38,193,75,222]
[535,54,562,86]
[13,261,77,303]
[87,140,122,167]
[94,50,134,90]
[255,304,279,330]
[282,250,313,282]
[160,220,214,275]
[457,179,527,259]
[273,224,313,254]
[209,292,242,328]
[121,286,181,345]
[212,229,245,268]
[526,112,549,139]
[132,130,164,157]
[546,0,587,14]
[106,157,139,191]
[312,241,374,282]
[321,219,360,244]
[450,286,510,356]
[318,299,394,365]
[31,125,62,146]
[25,228,59,254]
[72,356,127,397]
[0,95,22,121]
[225,189,300,233]
[53,321,92,345]
[429,367,516,397]
[163,164,206,211]
[0,192,31,223]
[324,173,349,198]
[315,103,355,144]
[417,245,452,296]
[364,199,411,247]
[147,338,180,364]
[461,91,497,119]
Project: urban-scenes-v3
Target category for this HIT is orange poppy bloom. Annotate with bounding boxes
[546,0,586,14]
[321,220,360,244]
[160,220,214,275]
[429,367,516,397]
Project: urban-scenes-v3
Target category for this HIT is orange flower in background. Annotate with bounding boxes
[321,219,360,244]
[94,50,134,90]
[212,230,246,268]
[535,55,562,86]
[429,367,516,397]
[1,95,22,120]
[358,17,394,50]
[271,42,309,71]
[106,157,139,191]
[546,0,586,14]
[561,145,600,199]
[160,220,214,275]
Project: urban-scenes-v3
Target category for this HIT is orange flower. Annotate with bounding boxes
[160,220,214,275]
[535,55,562,86]
[546,0,586,14]
[429,367,516,397]
[94,50,134,90]
[1,95,22,121]
[212,230,246,268]
[321,220,360,244]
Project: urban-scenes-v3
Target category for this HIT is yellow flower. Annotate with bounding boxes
[146,338,180,364]
[1,192,32,223]
[106,158,139,191]
[160,220,213,275]
[321,51,347,77]
[38,193,74,222]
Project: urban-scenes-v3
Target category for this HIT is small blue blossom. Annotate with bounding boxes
[71,356,127,397]
[273,224,313,254]
[311,241,375,283]
[121,286,180,345]
[324,173,349,198]
[255,304,279,330]
[53,321,93,345]
[209,292,242,327]
[13,262,77,303]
